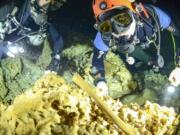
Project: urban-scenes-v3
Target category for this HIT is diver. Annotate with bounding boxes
[91,0,180,95]
[0,0,64,72]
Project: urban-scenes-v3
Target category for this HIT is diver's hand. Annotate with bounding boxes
[169,67,180,87]
[96,81,109,96]
[46,54,60,72]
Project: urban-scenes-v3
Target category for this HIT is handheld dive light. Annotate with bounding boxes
[166,84,176,94]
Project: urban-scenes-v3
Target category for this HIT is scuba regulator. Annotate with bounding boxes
[126,1,164,70]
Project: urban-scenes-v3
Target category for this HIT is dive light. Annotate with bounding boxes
[166,84,176,94]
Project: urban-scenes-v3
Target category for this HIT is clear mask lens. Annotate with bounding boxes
[112,12,132,27]
[98,20,112,34]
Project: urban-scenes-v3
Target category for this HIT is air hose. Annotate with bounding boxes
[171,32,177,66]
[139,6,164,69]
[145,6,178,68]
[13,31,41,43]
[144,6,161,56]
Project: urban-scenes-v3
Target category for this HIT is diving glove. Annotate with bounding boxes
[96,81,109,96]
[93,73,108,96]
[46,54,60,72]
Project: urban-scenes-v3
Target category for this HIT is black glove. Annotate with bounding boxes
[46,54,60,72]
[91,67,106,85]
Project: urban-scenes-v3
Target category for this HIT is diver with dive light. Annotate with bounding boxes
[0,0,64,72]
[91,0,180,95]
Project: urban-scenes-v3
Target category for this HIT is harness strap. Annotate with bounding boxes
[136,3,149,18]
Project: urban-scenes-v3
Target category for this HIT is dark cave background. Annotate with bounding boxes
[1,0,179,45]
[48,0,180,39]
[1,0,179,35]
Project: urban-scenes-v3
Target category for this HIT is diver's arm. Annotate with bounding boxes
[92,47,106,83]
[147,5,172,29]
[92,32,110,96]
[46,23,63,72]
[48,23,64,55]
[148,5,179,36]
[92,32,109,84]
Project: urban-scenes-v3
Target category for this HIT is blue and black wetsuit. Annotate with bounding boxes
[92,5,172,82]
[0,0,63,59]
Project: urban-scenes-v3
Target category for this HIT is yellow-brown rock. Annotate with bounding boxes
[0,73,179,135]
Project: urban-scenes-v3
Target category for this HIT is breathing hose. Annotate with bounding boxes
[144,6,178,68]
[171,32,177,66]
[145,6,161,56]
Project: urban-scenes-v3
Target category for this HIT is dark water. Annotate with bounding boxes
[49,0,180,37]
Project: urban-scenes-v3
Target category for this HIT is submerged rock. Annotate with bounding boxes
[0,37,178,115]
[0,68,7,100]
[105,52,137,99]
[121,89,158,106]
[0,40,52,103]
[36,39,52,69]
[1,57,44,103]
[144,70,168,94]
[62,44,136,99]
[1,57,22,80]
[121,70,180,112]
[62,44,93,73]
[0,73,178,135]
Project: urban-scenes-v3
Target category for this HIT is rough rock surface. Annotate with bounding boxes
[104,52,137,98]
[61,44,136,99]
[121,70,180,112]
[0,35,179,115]
[121,88,158,106]
[60,44,180,112]
[0,73,179,135]
[0,40,51,103]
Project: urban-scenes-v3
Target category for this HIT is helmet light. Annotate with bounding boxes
[99,2,107,10]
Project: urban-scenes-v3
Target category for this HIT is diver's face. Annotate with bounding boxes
[38,0,51,7]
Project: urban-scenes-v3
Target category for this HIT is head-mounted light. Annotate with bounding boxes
[99,1,107,10]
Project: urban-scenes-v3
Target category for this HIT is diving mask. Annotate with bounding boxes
[97,11,133,34]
